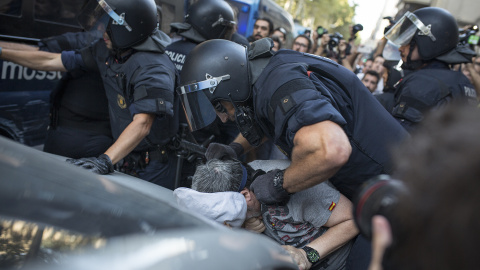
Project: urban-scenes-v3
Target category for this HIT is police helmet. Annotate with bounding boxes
[385,7,459,61]
[177,0,236,41]
[177,40,250,131]
[78,0,158,49]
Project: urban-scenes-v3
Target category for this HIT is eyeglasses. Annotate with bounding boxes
[294,42,308,48]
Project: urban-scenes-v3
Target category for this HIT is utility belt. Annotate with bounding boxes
[118,145,169,177]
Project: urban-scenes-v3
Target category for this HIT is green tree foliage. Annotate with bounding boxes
[275,0,356,39]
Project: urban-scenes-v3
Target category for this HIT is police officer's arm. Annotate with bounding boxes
[0,41,39,51]
[284,120,351,193]
[0,48,67,72]
[104,113,155,164]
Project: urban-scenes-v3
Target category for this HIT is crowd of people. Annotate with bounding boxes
[1,0,479,269]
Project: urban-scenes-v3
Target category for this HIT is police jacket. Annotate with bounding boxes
[253,50,408,199]
[61,36,178,152]
[40,32,110,136]
[392,60,477,132]
[165,39,197,72]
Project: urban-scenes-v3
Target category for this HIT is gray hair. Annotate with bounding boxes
[192,159,243,193]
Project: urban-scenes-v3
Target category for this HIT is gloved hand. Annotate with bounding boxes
[66,154,114,175]
[205,142,243,160]
[250,169,291,205]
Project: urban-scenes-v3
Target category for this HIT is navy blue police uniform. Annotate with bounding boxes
[165,37,241,187]
[254,50,408,199]
[253,50,409,270]
[41,31,113,159]
[61,36,179,189]
[165,39,197,72]
[392,60,477,132]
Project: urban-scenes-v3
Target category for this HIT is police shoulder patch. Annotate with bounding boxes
[117,94,127,109]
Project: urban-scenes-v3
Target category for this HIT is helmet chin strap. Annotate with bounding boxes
[227,94,264,147]
[401,38,427,70]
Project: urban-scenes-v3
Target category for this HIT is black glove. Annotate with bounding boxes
[250,169,291,205]
[205,142,244,160]
[66,154,114,175]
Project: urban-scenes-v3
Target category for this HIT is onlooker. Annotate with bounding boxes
[312,29,330,57]
[292,34,311,53]
[357,56,385,95]
[247,17,273,42]
[272,27,287,47]
[271,35,282,51]
[361,70,380,93]
[369,104,480,270]
[362,58,373,74]
[181,159,358,270]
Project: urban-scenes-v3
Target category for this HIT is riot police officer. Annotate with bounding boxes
[176,38,409,269]
[166,0,247,71]
[165,0,244,187]
[40,31,113,159]
[385,7,478,132]
[0,0,179,189]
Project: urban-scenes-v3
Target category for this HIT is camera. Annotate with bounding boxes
[352,175,408,240]
[316,26,328,37]
[351,24,363,35]
[304,28,312,38]
[328,32,344,49]
[383,17,397,34]
[459,25,479,49]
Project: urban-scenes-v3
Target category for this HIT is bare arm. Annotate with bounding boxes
[309,194,359,256]
[0,48,66,71]
[283,120,351,193]
[0,40,39,51]
[282,194,358,269]
[373,38,387,59]
[104,113,155,164]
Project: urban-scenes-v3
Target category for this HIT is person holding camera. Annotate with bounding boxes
[385,7,477,132]
[312,26,330,57]
[355,104,480,270]
[322,32,354,71]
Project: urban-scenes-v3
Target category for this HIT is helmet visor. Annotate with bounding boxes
[78,0,132,33]
[382,40,401,61]
[385,11,436,46]
[177,74,231,131]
